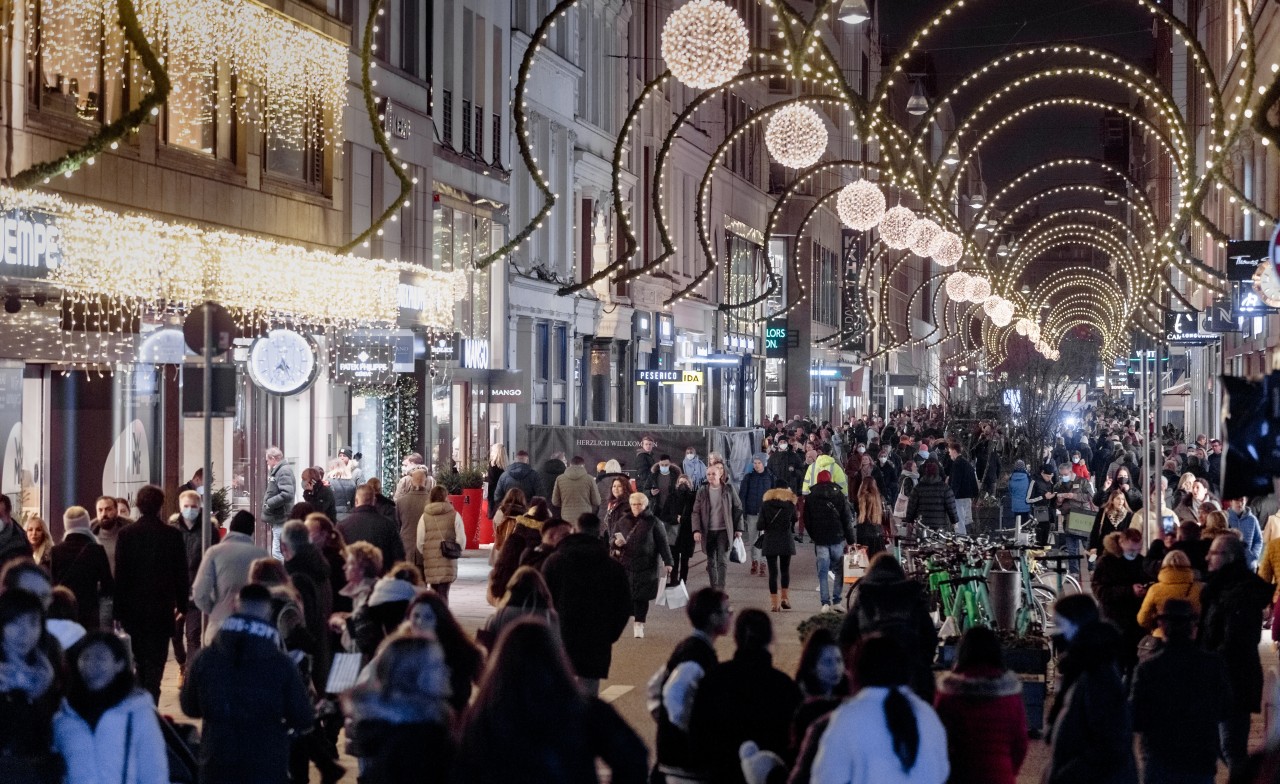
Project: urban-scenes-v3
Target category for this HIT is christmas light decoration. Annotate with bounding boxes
[836,180,886,232]
[927,230,963,267]
[879,205,917,250]
[991,299,1015,327]
[765,105,828,169]
[945,271,971,300]
[908,218,942,257]
[660,0,750,90]
[965,276,992,303]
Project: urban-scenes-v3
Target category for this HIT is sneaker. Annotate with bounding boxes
[820,604,832,613]
[634,622,645,639]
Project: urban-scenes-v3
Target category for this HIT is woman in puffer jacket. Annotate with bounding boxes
[54,632,169,784]
[417,486,461,602]
[933,626,1028,784]
[758,483,797,613]
[1135,549,1202,638]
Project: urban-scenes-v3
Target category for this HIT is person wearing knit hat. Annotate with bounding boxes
[740,453,777,575]
[804,470,855,611]
[50,506,114,630]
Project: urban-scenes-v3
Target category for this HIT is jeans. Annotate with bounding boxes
[705,530,729,591]
[744,514,761,561]
[671,550,690,585]
[1220,711,1252,777]
[954,498,973,535]
[815,543,845,605]
[766,554,791,593]
[173,608,202,671]
[130,629,170,703]
[270,524,283,560]
[1062,533,1082,577]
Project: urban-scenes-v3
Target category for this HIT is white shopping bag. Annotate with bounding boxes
[843,546,869,585]
[655,572,668,605]
[664,581,690,610]
[730,536,747,564]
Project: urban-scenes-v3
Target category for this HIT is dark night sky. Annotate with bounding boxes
[877,0,1156,193]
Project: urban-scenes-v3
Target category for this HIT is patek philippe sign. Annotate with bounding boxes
[1227,240,1270,281]
[333,344,396,385]
[0,208,61,279]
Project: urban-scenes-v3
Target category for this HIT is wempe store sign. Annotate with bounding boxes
[0,208,61,279]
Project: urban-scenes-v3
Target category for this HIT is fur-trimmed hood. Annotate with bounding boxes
[1102,531,1125,557]
[937,668,1022,699]
[763,487,796,504]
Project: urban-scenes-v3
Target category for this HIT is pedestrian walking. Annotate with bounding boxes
[180,584,315,784]
[906,461,958,533]
[1090,529,1146,673]
[1007,460,1032,531]
[494,450,539,502]
[670,474,697,585]
[486,444,507,518]
[804,470,856,611]
[945,441,979,535]
[740,454,775,576]
[393,466,432,570]
[90,495,125,576]
[552,456,603,526]
[611,493,673,639]
[0,589,61,784]
[542,512,632,696]
[759,483,797,613]
[840,553,938,701]
[691,463,744,593]
[402,591,484,712]
[537,452,567,513]
[479,566,560,650]
[51,506,114,632]
[933,626,1027,784]
[23,516,51,571]
[488,497,551,605]
[601,475,632,533]
[416,485,461,602]
[190,511,270,644]
[113,485,189,703]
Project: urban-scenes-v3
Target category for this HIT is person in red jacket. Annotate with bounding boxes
[933,625,1028,784]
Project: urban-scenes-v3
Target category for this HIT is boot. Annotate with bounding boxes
[780,588,791,610]
[770,593,780,612]
[750,561,758,575]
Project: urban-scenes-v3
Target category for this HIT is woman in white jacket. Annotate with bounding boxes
[53,632,169,784]
[810,634,949,784]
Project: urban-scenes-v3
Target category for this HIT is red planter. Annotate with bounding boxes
[477,499,495,547]
[451,488,484,547]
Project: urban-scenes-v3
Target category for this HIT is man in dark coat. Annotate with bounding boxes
[536,452,566,512]
[173,489,213,676]
[689,609,801,784]
[905,461,958,532]
[541,513,631,697]
[946,441,980,535]
[494,450,539,501]
[1090,529,1146,674]
[804,470,855,609]
[280,520,333,692]
[0,494,32,567]
[652,587,730,782]
[181,584,315,784]
[634,434,659,495]
[114,484,190,702]
[767,440,803,495]
[337,484,405,571]
[1130,599,1229,784]
[1200,534,1273,777]
[839,553,939,702]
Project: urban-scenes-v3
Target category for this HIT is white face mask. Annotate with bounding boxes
[856,446,865,453]
[180,507,200,521]
[1123,551,1139,561]
[1072,457,1080,464]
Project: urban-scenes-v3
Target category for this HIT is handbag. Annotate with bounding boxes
[892,492,910,519]
[440,540,462,559]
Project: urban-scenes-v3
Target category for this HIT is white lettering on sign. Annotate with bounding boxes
[490,389,522,396]
[463,339,489,369]
[0,210,61,275]
[398,283,426,311]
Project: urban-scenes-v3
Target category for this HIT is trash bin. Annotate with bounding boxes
[987,569,1021,630]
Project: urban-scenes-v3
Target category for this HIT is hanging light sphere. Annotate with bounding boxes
[982,295,1003,316]
[1051,349,1061,361]
[944,271,971,301]
[837,180,886,231]
[991,299,1015,327]
[964,275,991,303]
[878,205,917,249]
[928,230,963,267]
[908,218,942,257]
[1014,318,1031,336]
[765,105,828,169]
[660,0,751,89]
[1027,322,1041,342]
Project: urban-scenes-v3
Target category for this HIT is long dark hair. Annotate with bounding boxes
[795,627,846,697]
[406,591,482,683]
[854,634,919,773]
[498,489,528,518]
[954,625,1004,672]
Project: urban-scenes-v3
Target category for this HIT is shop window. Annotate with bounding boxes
[28,4,126,123]
[554,325,568,382]
[167,65,227,156]
[434,205,454,271]
[555,402,567,426]
[442,91,453,148]
[474,105,484,162]
[536,323,550,380]
[492,113,502,165]
[461,100,473,154]
[264,108,324,187]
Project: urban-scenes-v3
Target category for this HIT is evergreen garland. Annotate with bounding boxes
[350,376,419,485]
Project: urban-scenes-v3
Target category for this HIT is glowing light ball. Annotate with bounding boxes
[927,230,963,267]
[945,271,971,301]
[837,180,886,232]
[661,0,751,89]
[765,105,828,169]
[908,218,942,257]
[964,275,991,303]
[879,205,917,250]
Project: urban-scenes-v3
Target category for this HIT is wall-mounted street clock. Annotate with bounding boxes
[247,329,320,396]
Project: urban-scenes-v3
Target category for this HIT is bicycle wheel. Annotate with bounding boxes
[1031,586,1057,629]
[1059,574,1082,595]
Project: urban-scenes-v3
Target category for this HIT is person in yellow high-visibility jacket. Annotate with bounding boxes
[802,448,848,496]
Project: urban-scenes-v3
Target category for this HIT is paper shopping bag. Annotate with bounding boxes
[843,546,869,584]
[654,572,668,605]
[664,581,690,610]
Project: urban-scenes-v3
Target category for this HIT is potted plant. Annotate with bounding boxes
[796,610,845,644]
[457,464,486,546]
[435,466,464,496]
[936,628,1051,736]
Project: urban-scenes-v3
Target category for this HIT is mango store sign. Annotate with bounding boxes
[0,209,61,279]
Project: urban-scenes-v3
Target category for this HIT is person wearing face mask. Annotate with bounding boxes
[171,489,214,681]
[1090,530,1147,675]
[1088,488,1134,556]
[1043,594,1136,784]
[1069,451,1091,481]
[871,446,899,506]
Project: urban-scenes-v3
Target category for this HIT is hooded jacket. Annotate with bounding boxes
[180,614,315,784]
[54,689,169,784]
[1007,468,1031,514]
[757,488,797,557]
[489,514,545,603]
[1136,564,1201,636]
[739,462,775,516]
[537,459,567,505]
[494,460,539,502]
[543,534,632,679]
[417,500,460,586]
[934,667,1027,784]
[553,465,603,525]
[801,482,855,547]
[614,510,673,604]
[1227,506,1263,569]
[801,455,847,495]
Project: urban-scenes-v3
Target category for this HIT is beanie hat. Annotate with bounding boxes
[817,470,832,483]
[752,452,768,464]
[63,506,92,537]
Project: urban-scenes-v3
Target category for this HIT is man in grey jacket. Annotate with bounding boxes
[552,456,602,524]
[191,511,270,644]
[691,463,744,591]
[262,446,295,559]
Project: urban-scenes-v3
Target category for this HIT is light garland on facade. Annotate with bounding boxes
[879,205,917,250]
[660,0,750,90]
[0,186,464,327]
[928,230,963,267]
[30,0,347,149]
[765,104,828,169]
[836,179,886,232]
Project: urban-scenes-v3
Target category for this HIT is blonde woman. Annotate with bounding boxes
[487,444,508,515]
[855,478,887,556]
[23,514,52,570]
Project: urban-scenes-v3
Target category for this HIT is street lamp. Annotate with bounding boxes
[942,144,960,166]
[906,78,929,116]
[837,0,870,24]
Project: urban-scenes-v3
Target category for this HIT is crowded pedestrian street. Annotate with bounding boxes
[2,0,1280,782]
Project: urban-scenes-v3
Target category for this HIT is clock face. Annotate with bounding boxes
[247,329,319,396]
